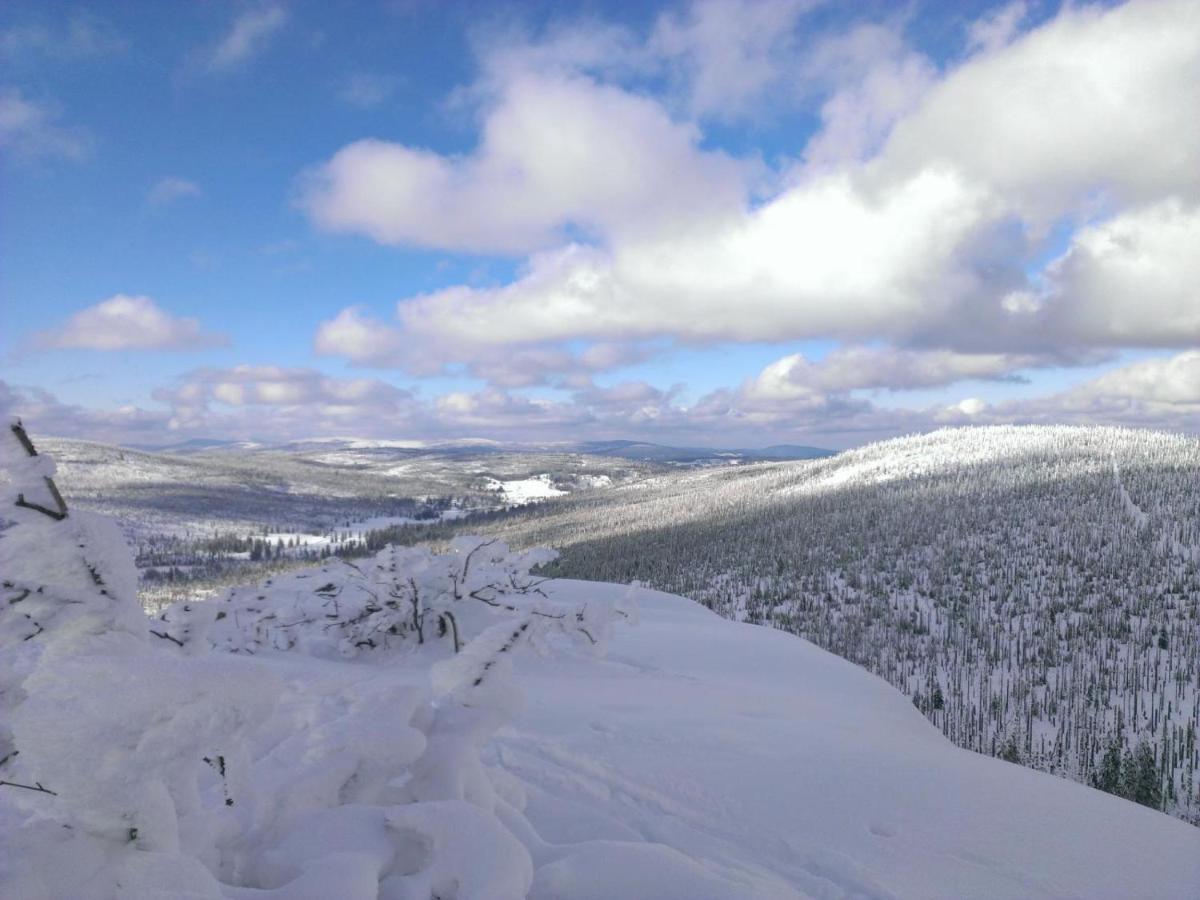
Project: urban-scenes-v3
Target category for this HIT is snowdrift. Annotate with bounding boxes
[508,581,1200,898]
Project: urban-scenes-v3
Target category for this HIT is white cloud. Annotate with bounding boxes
[0,381,171,446]
[208,5,287,71]
[153,366,421,436]
[7,350,1200,448]
[927,351,1200,433]
[300,73,747,255]
[1071,351,1200,410]
[314,307,406,365]
[40,295,227,351]
[314,306,658,387]
[148,177,202,206]
[649,0,816,120]
[279,0,1200,444]
[743,347,1047,401]
[337,73,400,109]
[879,0,1200,218]
[801,24,936,167]
[383,167,993,348]
[965,2,1029,55]
[0,87,90,161]
[955,397,988,416]
[305,0,1199,369]
[1028,199,1200,346]
[1,12,127,60]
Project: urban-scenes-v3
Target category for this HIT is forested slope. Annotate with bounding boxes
[461,426,1200,823]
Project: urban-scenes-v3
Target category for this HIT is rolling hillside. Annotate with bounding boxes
[457,426,1200,823]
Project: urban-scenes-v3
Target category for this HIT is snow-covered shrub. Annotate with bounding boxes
[147,538,634,897]
[152,537,626,661]
[3,419,635,897]
[1,422,276,896]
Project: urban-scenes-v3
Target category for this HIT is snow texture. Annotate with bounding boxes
[3,424,1199,898]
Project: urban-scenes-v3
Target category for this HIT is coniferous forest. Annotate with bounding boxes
[444,426,1200,823]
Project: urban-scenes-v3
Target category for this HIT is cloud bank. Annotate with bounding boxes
[304,0,1199,400]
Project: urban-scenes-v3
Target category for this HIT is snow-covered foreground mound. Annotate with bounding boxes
[510,581,1200,899]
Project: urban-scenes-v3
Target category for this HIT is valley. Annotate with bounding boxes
[39,425,1200,825]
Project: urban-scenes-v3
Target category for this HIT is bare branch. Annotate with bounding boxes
[149,629,185,647]
[0,779,57,796]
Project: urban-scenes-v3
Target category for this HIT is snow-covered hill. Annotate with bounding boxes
[3,419,1199,897]
[452,426,1200,823]
[506,580,1200,899]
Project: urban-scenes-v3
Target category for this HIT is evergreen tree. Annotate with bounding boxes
[1000,735,1021,764]
[1129,742,1162,810]
[1120,747,1138,801]
[1094,737,1124,795]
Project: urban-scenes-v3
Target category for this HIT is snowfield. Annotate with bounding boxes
[6,575,1200,897]
[484,474,568,506]
[505,581,1200,899]
[4,424,1199,899]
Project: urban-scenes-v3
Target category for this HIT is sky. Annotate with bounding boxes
[1,0,1197,449]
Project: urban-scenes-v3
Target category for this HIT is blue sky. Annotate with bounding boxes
[1,0,1197,448]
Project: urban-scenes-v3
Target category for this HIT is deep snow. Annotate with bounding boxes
[4,417,1199,897]
[4,570,1199,897]
[500,580,1200,899]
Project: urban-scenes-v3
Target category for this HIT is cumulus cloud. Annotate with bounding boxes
[965,2,1029,55]
[1021,199,1200,346]
[309,0,1197,369]
[299,73,747,255]
[1062,351,1200,414]
[154,365,419,434]
[719,350,1200,441]
[207,4,287,71]
[879,0,1200,218]
[0,87,90,161]
[148,176,202,206]
[7,350,1200,448]
[40,295,227,351]
[375,167,993,350]
[314,304,661,386]
[801,24,937,168]
[314,307,406,366]
[923,352,1200,436]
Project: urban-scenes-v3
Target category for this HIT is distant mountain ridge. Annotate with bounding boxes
[576,440,834,463]
[126,435,836,464]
